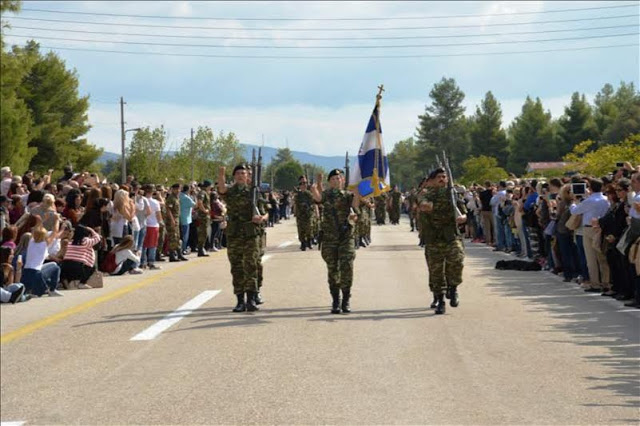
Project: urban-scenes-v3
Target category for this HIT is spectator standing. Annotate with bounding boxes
[179,185,196,254]
[141,185,162,269]
[479,181,494,246]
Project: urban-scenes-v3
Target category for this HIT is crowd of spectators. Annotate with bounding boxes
[459,161,640,308]
[0,165,292,304]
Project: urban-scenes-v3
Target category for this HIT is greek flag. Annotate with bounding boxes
[348,101,390,197]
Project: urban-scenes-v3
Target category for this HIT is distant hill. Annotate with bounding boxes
[98,144,355,171]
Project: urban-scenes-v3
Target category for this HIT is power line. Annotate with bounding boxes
[8,32,638,49]
[7,13,638,32]
[36,42,639,59]
[16,3,639,21]
[8,23,638,41]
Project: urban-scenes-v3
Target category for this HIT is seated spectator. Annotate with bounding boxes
[111,235,143,275]
[0,251,30,304]
[1,225,18,250]
[21,225,62,297]
[63,188,83,225]
[60,224,101,289]
[40,193,61,231]
[0,195,8,233]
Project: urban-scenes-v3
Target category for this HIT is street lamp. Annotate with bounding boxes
[121,127,141,184]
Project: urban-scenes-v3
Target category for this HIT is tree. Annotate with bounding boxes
[274,160,303,190]
[507,96,559,175]
[459,156,508,186]
[1,0,21,13]
[563,135,640,176]
[415,77,470,175]
[593,83,617,140]
[469,91,508,168]
[127,126,167,183]
[12,41,100,172]
[388,137,420,190]
[602,82,640,144]
[556,92,598,157]
[301,163,325,184]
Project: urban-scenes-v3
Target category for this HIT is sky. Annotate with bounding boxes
[2,1,639,156]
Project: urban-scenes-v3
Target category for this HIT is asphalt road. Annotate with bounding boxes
[1,217,639,425]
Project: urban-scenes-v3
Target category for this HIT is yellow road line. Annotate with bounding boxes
[1,257,212,345]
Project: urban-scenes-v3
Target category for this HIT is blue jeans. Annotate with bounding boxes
[504,222,514,250]
[181,224,190,252]
[141,247,157,267]
[556,233,578,280]
[494,215,506,250]
[23,263,61,296]
[522,225,533,258]
[136,226,147,252]
[575,235,589,280]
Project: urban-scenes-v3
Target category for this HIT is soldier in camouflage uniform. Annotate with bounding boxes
[247,167,269,305]
[165,183,188,262]
[419,168,467,315]
[218,164,268,312]
[294,176,314,251]
[196,181,212,257]
[374,193,387,225]
[388,185,402,225]
[311,169,360,314]
[407,187,418,232]
[356,197,373,248]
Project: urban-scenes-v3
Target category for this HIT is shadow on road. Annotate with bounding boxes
[464,243,640,408]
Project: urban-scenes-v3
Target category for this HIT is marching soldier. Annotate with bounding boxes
[388,185,402,225]
[293,176,314,251]
[247,167,269,305]
[407,187,418,232]
[374,193,387,225]
[166,183,188,262]
[217,164,268,313]
[419,168,467,315]
[311,169,360,314]
[196,180,212,257]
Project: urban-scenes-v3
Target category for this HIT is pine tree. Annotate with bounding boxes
[557,92,598,156]
[415,77,470,175]
[507,97,559,174]
[469,91,508,168]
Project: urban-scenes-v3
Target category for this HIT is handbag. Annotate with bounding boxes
[544,220,557,237]
[565,214,582,231]
[617,227,630,255]
[86,270,104,289]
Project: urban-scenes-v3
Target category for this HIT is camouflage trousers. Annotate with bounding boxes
[321,236,356,290]
[389,207,400,223]
[258,232,266,289]
[197,216,210,248]
[166,224,181,251]
[425,239,464,296]
[375,207,386,224]
[296,215,312,242]
[227,234,260,294]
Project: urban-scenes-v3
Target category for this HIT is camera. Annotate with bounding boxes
[571,183,587,196]
[549,193,558,200]
[616,162,625,168]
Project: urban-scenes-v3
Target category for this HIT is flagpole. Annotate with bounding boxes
[371,84,385,197]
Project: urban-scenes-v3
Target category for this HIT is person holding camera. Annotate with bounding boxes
[570,178,610,292]
[310,169,360,314]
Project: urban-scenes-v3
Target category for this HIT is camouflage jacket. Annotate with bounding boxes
[419,187,467,244]
[320,188,354,239]
[294,190,314,218]
[221,184,259,238]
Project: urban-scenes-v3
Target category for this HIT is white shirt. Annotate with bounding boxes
[490,190,506,215]
[570,192,610,226]
[135,196,149,227]
[146,197,161,228]
[630,192,640,219]
[24,240,48,270]
[0,177,11,197]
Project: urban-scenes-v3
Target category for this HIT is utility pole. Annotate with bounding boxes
[190,128,195,182]
[120,96,126,184]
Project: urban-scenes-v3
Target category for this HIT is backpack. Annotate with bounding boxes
[100,251,117,274]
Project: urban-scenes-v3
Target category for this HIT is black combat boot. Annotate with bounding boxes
[198,247,209,257]
[449,286,459,307]
[255,291,264,305]
[435,294,446,315]
[169,250,179,262]
[430,293,438,309]
[300,242,306,251]
[232,293,246,312]
[341,288,351,313]
[307,240,313,249]
[359,237,367,248]
[246,292,259,312]
[178,251,189,261]
[330,289,341,314]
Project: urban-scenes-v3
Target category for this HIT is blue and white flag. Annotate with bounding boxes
[348,99,390,197]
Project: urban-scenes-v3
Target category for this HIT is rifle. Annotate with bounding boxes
[442,150,462,223]
[344,151,350,190]
[251,149,260,216]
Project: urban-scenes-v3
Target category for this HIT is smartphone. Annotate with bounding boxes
[549,193,558,200]
[616,162,624,168]
[572,183,587,195]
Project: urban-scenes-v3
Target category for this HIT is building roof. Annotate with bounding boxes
[526,162,572,171]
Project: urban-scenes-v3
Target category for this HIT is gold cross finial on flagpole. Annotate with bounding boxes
[377,84,385,97]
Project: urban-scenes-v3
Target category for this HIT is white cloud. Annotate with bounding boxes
[87,92,579,157]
